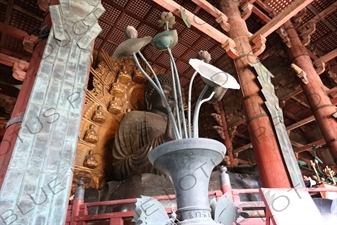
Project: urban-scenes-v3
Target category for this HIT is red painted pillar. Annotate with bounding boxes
[218,101,237,166]
[284,20,337,163]
[219,0,291,187]
[0,39,46,187]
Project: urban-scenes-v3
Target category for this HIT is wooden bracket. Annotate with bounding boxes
[215,15,230,32]
[23,33,39,54]
[291,8,307,27]
[291,63,309,84]
[251,34,266,56]
[276,25,292,48]
[222,39,238,59]
[240,1,253,20]
[313,60,326,75]
[298,21,316,46]
[328,71,337,84]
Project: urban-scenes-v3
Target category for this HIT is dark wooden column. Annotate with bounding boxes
[284,20,337,163]
[219,0,291,187]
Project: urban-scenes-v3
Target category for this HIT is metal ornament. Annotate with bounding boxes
[180,7,191,28]
[148,138,226,225]
[133,196,177,225]
[251,61,305,188]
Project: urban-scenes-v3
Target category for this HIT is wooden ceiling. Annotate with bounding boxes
[0,0,336,163]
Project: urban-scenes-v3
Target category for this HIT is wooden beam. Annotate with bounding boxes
[233,115,316,153]
[290,96,310,108]
[287,115,315,131]
[191,0,230,31]
[314,48,337,64]
[251,2,319,61]
[291,140,304,148]
[294,139,326,153]
[250,0,315,43]
[0,53,29,68]
[0,22,37,41]
[306,5,336,32]
[0,49,30,60]
[235,132,251,141]
[152,0,233,45]
[252,6,270,23]
[233,143,252,154]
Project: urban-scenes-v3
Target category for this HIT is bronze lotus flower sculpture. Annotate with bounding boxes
[111,12,240,139]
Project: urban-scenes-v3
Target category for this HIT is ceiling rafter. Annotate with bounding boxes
[250,0,315,43]
[306,5,336,32]
[0,22,37,41]
[314,48,337,64]
[191,0,230,31]
[294,139,326,153]
[151,0,234,45]
[0,0,43,22]
[0,53,29,68]
[234,115,316,154]
[0,0,15,50]
[290,96,310,108]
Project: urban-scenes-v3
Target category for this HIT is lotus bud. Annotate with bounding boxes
[125,26,138,39]
[197,51,211,63]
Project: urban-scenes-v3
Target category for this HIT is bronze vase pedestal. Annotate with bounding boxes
[149,138,226,225]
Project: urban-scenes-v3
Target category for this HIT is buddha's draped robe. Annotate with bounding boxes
[112,111,167,180]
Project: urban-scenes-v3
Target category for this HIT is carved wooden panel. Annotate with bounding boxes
[73,52,147,193]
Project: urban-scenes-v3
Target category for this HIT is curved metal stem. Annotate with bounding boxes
[187,71,198,138]
[137,52,163,94]
[133,53,181,139]
[167,48,188,138]
[193,85,215,138]
[169,58,182,136]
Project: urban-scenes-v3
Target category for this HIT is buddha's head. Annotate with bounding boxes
[145,74,174,115]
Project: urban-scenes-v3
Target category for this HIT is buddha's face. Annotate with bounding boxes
[147,83,174,114]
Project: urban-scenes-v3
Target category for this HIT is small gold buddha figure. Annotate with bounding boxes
[117,65,132,84]
[83,124,99,143]
[92,106,106,123]
[109,82,126,98]
[133,67,146,84]
[83,150,98,169]
[107,97,123,115]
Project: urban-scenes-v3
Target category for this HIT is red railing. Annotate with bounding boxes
[65,187,337,225]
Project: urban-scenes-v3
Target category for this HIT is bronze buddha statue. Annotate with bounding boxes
[111,74,175,181]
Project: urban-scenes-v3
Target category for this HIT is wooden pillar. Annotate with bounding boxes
[219,0,291,187]
[217,101,237,166]
[284,20,337,163]
[0,1,104,224]
[0,39,45,187]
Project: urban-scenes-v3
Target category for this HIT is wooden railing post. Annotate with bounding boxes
[71,180,85,225]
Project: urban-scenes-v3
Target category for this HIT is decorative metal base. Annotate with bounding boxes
[149,138,226,224]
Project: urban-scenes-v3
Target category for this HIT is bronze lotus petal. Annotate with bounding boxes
[151,30,178,51]
[111,36,152,60]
